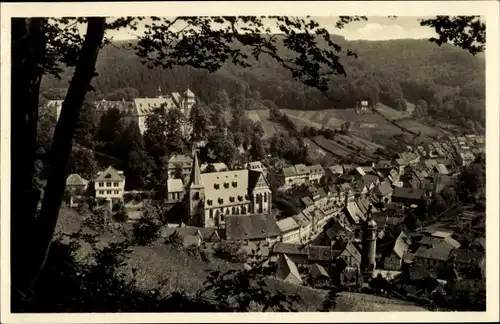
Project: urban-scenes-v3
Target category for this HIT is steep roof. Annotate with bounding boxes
[66,173,89,186]
[277,254,302,284]
[376,180,393,197]
[190,153,202,188]
[311,263,330,279]
[95,166,125,181]
[413,241,454,261]
[345,201,364,224]
[247,170,270,191]
[133,97,171,115]
[392,231,412,259]
[276,217,300,233]
[225,214,281,240]
[167,178,184,192]
[201,169,251,208]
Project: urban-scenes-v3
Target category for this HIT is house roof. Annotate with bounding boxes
[168,154,193,166]
[225,214,281,240]
[133,97,171,115]
[272,242,308,255]
[449,249,485,265]
[307,164,325,175]
[392,187,425,201]
[311,263,330,279]
[167,178,184,192]
[307,245,336,261]
[66,173,89,186]
[376,180,393,197]
[435,164,449,174]
[413,241,454,261]
[200,162,228,172]
[355,166,366,176]
[328,165,344,174]
[334,240,362,264]
[282,166,297,177]
[392,231,412,259]
[301,196,314,207]
[395,158,409,166]
[276,217,300,233]
[344,201,364,224]
[340,183,352,192]
[95,166,125,181]
[277,254,302,284]
[292,212,311,227]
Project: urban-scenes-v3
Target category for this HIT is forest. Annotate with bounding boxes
[40,35,486,131]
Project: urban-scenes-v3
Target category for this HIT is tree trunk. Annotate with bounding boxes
[25,18,106,292]
[10,18,47,301]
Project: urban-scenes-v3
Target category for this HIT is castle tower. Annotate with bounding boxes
[361,218,377,278]
[187,152,205,226]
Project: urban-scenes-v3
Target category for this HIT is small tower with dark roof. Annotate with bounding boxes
[187,151,205,226]
[361,215,377,278]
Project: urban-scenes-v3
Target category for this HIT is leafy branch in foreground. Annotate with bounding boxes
[135,16,367,92]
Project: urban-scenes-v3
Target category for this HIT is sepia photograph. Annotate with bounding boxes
[1,1,499,323]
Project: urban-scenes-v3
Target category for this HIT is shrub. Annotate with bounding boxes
[132,205,161,246]
[164,230,185,250]
[213,240,247,263]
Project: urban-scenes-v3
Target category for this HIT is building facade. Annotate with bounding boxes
[94,166,126,204]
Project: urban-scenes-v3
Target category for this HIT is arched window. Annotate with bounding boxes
[264,192,268,202]
[232,207,236,215]
[241,206,247,214]
[209,209,214,219]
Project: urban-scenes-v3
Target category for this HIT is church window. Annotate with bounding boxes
[193,192,199,200]
[207,199,212,206]
[241,206,247,214]
[224,182,229,189]
[229,196,235,203]
[232,181,238,188]
[218,198,224,204]
[232,207,236,215]
[264,192,268,202]
[214,184,220,190]
[238,195,243,201]
[209,209,214,218]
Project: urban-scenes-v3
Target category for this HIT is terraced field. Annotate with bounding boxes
[282,108,403,141]
[376,103,410,120]
[246,109,278,138]
[396,117,444,138]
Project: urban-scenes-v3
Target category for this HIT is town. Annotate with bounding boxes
[45,88,486,312]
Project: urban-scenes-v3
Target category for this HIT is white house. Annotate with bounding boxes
[94,166,126,204]
[276,217,301,244]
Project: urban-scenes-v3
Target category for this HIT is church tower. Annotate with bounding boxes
[361,217,377,278]
[188,151,205,226]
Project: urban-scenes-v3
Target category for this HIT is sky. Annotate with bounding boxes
[98,16,438,41]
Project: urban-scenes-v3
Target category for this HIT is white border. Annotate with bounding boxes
[1,1,499,323]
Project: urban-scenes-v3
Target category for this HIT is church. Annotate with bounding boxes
[186,153,272,228]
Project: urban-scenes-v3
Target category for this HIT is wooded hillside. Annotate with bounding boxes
[41,35,485,129]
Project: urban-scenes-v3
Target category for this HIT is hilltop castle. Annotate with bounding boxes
[186,153,272,228]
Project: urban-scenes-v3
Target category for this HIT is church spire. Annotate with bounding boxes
[190,150,202,188]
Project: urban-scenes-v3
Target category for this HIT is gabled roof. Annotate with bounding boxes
[328,165,344,175]
[301,196,314,207]
[225,214,281,240]
[248,170,270,191]
[449,249,485,266]
[344,201,364,224]
[376,180,393,197]
[277,254,302,284]
[292,212,311,227]
[168,154,193,166]
[311,263,330,279]
[392,231,412,259]
[95,166,125,181]
[276,217,300,233]
[167,178,184,192]
[66,173,89,186]
[295,164,309,175]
